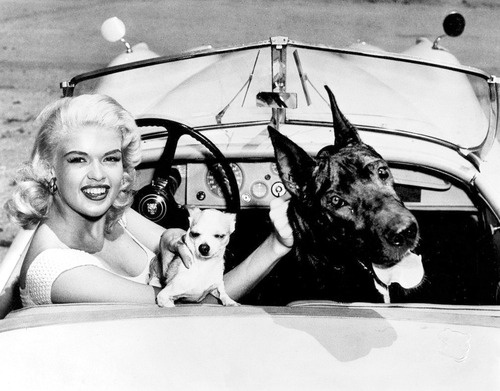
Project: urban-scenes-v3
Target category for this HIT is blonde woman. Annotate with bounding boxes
[5,94,293,307]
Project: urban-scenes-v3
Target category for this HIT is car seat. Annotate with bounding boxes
[0,229,35,318]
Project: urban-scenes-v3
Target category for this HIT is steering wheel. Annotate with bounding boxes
[132,118,241,229]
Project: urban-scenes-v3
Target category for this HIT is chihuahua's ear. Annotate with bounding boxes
[226,213,237,234]
[186,206,202,225]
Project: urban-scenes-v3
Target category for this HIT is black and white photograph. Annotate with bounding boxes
[1,0,500,389]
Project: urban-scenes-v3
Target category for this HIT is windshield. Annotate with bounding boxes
[72,41,493,150]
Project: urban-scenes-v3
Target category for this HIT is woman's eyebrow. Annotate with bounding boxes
[104,149,122,156]
[63,150,87,158]
[63,149,122,158]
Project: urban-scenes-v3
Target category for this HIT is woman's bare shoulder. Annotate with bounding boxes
[21,224,67,282]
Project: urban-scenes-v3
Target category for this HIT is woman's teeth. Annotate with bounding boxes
[82,187,108,199]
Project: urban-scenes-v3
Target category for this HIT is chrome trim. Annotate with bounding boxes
[271,36,288,127]
[61,37,493,96]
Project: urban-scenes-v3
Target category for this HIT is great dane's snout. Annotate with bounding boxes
[387,220,418,247]
[199,243,210,256]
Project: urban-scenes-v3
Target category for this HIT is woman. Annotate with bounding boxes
[5,94,293,307]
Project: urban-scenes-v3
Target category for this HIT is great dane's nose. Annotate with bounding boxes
[199,243,210,256]
[387,221,418,247]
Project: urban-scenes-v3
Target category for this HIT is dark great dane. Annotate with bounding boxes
[265,85,424,304]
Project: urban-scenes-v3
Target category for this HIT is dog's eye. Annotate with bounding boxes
[214,234,226,239]
[330,195,347,208]
[378,167,390,181]
[190,232,200,238]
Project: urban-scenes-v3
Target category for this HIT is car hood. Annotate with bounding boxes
[68,38,498,159]
[1,303,499,390]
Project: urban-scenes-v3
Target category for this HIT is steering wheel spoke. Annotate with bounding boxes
[132,118,240,228]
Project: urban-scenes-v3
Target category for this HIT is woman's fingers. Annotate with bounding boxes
[160,229,192,269]
[269,197,294,248]
[176,235,193,269]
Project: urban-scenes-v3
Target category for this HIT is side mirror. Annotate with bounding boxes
[101,17,132,53]
[443,11,465,37]
[432,12,465,50]
[256,92,298,109]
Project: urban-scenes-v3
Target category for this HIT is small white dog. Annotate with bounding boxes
[153,207,238,307]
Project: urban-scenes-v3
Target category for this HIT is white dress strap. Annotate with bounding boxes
[117,217,156,260]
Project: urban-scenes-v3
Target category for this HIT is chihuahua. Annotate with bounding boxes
[153,207,238,307]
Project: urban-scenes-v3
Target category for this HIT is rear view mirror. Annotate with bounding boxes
[256,92,297,109]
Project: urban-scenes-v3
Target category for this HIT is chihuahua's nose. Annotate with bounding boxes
[199,243,210,256]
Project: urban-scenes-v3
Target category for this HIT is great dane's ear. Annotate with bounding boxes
[268,125,316,199]
[325,85,362,149]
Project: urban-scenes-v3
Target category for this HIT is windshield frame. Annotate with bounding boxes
[61,38,498,158]
[62,39,493,90]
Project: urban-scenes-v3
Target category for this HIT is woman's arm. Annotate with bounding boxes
[123,208,192,268]
[123,208,167,253]
[224,197,293,300]
[51,265,161,304]
[124,197,293,301]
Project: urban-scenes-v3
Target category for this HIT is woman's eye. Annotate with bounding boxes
[105,155,122,163]
[378,167,390,181]
[67,157,85,164]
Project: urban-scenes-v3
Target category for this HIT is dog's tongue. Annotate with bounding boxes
[372,252,424,289]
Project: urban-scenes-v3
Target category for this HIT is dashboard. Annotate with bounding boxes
[135,161,475,211]
[183,161,286,208]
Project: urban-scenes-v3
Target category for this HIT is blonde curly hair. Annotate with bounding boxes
[4,94,142,231]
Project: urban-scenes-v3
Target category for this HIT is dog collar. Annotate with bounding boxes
[357,260,389,290]
[357,260,391,303]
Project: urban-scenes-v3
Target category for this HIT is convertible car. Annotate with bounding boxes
[0,12,499,389]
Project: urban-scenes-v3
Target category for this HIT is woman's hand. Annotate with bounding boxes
[269,196,294,253]
[159,228,193,269]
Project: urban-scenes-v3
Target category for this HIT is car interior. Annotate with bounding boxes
[1,130,499,320]
[135,148,500,307]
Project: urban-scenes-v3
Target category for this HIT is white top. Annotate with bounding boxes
[20,220,159,307]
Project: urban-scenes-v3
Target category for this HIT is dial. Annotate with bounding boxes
[206,162,243,197]
[250,181,268,198]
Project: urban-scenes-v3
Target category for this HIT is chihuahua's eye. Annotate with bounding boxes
[214,234,226,239]
[190,232,200,238]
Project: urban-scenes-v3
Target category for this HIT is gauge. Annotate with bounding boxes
[206,162,243,197]
[271,181,287,197]
[250,181,268,198]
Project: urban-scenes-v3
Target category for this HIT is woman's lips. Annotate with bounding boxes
[81,185,110,201]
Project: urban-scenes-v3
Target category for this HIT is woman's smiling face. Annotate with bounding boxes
[52,125,124,220]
